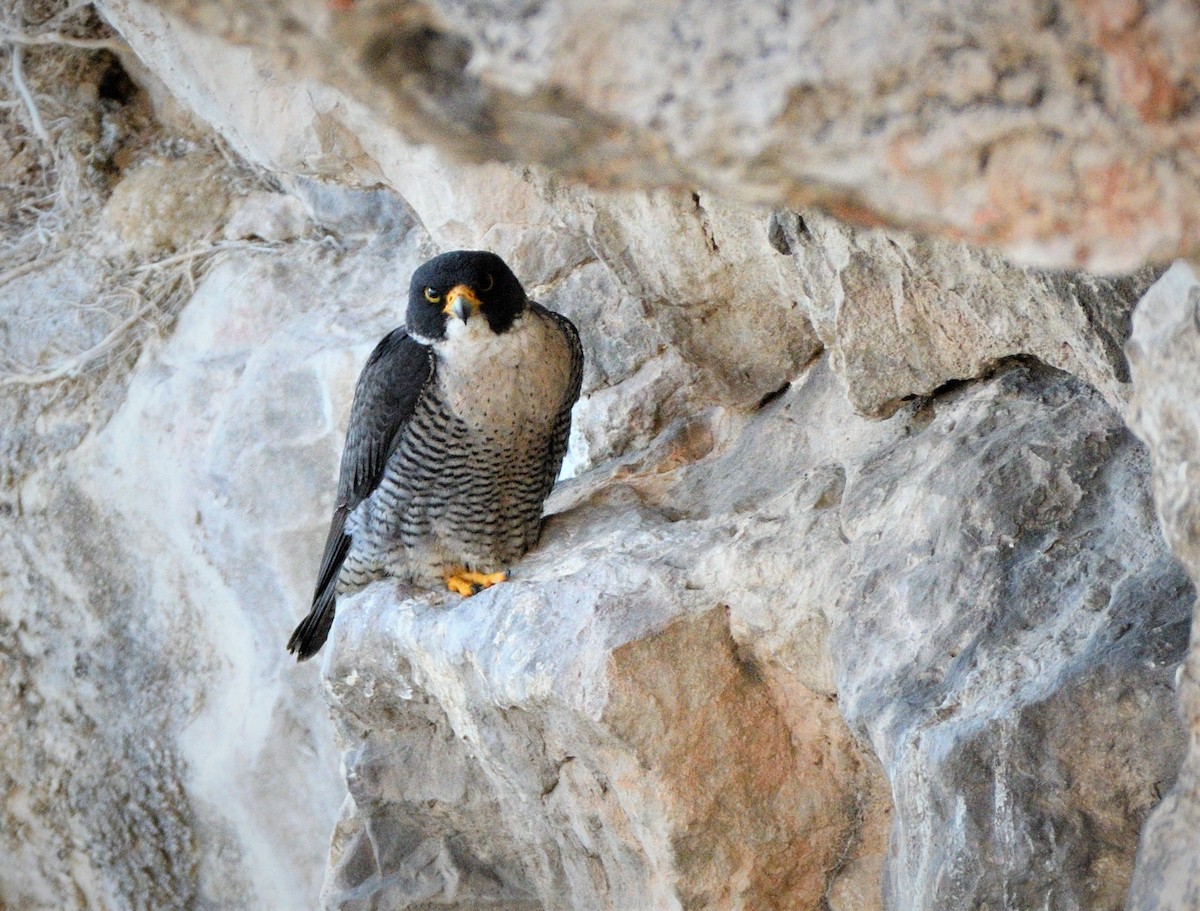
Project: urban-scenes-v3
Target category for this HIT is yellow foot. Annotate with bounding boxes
[444,568,509,597]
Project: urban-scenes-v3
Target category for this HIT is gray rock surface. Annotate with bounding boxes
[317,359,1189,911]
[94,0,1167,419]
[2,2,1198,910]
[1126,262,1200,910]
[2,231,412,907]
[772,210,1160,415]
[830,365,1190,911]
[101,0,1200,271]
[316,360,890,910]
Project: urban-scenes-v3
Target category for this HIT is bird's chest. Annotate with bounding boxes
[434,313,571,438]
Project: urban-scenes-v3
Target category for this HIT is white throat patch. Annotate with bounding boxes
[439,311,505,349]
[433,310,571,437]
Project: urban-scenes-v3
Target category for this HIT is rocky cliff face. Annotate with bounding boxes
[2,2,1199,910]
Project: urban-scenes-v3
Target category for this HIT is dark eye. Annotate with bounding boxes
[482,273,494,292]
[424,287,441,303]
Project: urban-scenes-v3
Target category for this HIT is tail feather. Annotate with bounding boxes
[289,525,352,661]
[287,580,337,661]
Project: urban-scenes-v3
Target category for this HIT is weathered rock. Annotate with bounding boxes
[100,0,1200,271]
[223,190,312,243]
[318,361,899,911]
[317,359,1189,911]
[101,152,232,253]
[773,210,1160,415]
[97,0,1160,422]
[0,124,432,907]
[829,365,1190,911]
[1126,262,1200,909]
[324,585,887,911]
[4,2,1197,910]
[99,0,832,421]
[0,238,404,908]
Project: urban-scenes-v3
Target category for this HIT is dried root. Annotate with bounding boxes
[0,0,281,395]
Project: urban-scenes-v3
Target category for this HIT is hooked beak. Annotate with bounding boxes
[444,284,481,322]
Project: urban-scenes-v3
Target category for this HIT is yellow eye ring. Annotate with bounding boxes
[482,273,494,292]
[424,287,440,303]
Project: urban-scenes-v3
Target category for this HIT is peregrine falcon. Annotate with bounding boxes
[287,250,583,660]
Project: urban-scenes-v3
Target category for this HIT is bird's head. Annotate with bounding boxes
[406,250,527,343]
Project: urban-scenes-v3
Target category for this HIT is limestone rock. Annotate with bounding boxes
[1,148,429,907]
[0,239,395,909]
[4,3,1197,910]
[94,0,1162,423]
[324,589,885,911]
[828,365,1190,911]
[775,210,1160,415]
[1126,262,1200,909]
[317,359,1188,911]
[101,153,232,253]
[317,362,898,911]
[222,190,312,243]
[100,0,1200,271]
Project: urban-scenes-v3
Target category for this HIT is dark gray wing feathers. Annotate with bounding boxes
[531,302,584,509]
[339,329,435,509]
[287,329,433,659]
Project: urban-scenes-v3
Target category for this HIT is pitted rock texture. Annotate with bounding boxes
[1126,263,1200,910]
[100,0,1200,271]
[94,0,1167,421]
[771,210,1161,415]
[317,361,1188,911]
[829,365,1191,911]
[325,589,886,911]
[0,231,412,907]
[3,2,1199,910]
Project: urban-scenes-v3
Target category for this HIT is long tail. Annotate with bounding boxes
[287,529,350,661]
[286,585,336,661]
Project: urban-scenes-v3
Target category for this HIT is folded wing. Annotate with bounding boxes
[287,329,433,659]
